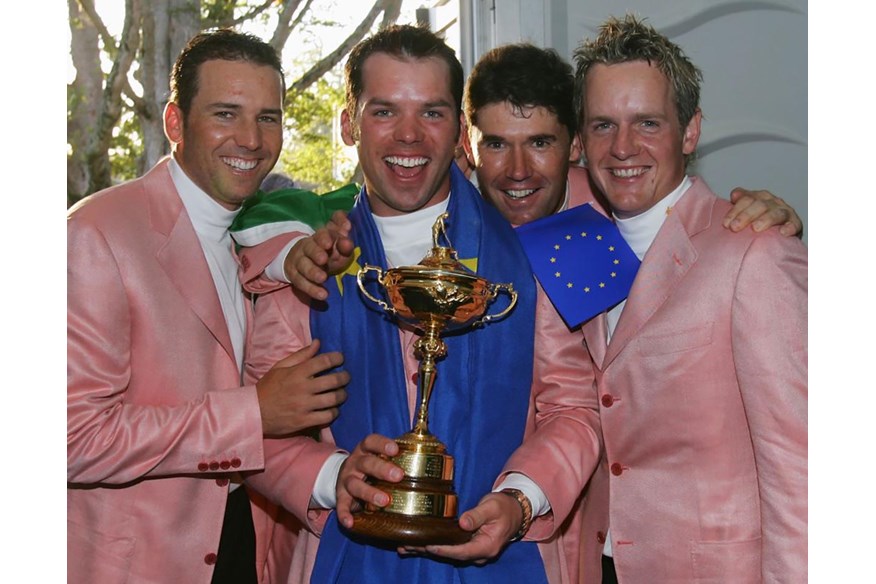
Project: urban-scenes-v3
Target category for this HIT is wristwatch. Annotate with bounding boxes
[500,488,533,542]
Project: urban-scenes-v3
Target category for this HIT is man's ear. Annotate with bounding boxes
[457,116,474,166]
[569,132,584,162]
[164,102,184,146]
[682,108,702,156]
[340,109,357,146]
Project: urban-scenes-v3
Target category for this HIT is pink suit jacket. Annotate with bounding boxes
[67,159,301,583]
[575,178,807,583]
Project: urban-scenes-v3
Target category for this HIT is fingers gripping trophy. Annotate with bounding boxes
[353,212,518,545]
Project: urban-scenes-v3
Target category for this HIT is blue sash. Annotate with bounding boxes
[309,165,546,584]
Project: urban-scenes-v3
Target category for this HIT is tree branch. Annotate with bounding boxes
[270,0,311,51]
[78,0,146,113]
[289,0,397,95]
[215,0,278,28]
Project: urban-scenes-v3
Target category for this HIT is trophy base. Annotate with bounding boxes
[347,509,472,546]
[344,434,472,547]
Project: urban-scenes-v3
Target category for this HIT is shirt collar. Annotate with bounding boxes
[168,156,240,242]
[613,175,692,260]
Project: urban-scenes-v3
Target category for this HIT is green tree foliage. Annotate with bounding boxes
[281,76,354,191]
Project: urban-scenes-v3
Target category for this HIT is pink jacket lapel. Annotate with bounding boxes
[145,160,238,368]
[600,178,715,369]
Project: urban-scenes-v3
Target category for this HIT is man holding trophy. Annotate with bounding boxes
[243,25,602,583]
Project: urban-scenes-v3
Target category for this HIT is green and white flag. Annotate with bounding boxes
[230,184,359,248]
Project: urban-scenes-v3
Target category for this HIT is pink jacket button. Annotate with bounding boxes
[601,394,615,407]
[219,460,231,470]
[230,458,242,468]
[215,478,229,487]
[204,553,217,565]
[596,531,606,544]
[610,463,624,476]
[197,462,209,472]
[208,461,220,471]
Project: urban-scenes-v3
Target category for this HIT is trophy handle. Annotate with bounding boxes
[476,282,517,326]
[357,265,396,315]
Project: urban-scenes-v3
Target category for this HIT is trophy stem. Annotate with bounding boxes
[412,322,446,435]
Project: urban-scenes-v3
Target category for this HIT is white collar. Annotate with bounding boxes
[613,176,692,260]
[168,156,240,242]
[372,197,451,267]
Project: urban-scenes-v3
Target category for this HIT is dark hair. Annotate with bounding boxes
[573,14,702,164]
[170,28,284,117]
[344,24,464,120]
[465,43,577,138]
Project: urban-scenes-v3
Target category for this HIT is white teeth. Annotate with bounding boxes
[505,189,536,199]
[223,157,257,170]
[611,167,646,178]
[385,156,428,168]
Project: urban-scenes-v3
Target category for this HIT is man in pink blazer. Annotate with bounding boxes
[572,16,807,583]
[67,30,349,583]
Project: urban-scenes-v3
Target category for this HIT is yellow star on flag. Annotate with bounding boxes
[459,257,478,273]
[335,247,363,296]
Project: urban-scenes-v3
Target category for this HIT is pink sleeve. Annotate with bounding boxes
[732,233,807,581]
[237,233,303,294]
[67,216,264,484]
[496,283,602,541]
[243,286,339,531]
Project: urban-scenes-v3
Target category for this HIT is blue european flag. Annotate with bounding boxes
[516,203,640,328]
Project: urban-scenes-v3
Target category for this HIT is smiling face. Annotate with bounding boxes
[341,53,463,217]
[466,101,580,226]
[582,60,701,219]
[164,59,284,210]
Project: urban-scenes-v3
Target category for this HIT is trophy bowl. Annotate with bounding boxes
[349,213,517,546]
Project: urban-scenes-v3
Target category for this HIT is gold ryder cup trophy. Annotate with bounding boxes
[351,212,518,546]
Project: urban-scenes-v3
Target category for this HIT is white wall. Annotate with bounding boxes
[461,0,808,239]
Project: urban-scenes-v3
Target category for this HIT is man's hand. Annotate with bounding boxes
[256,339,349,436]
[335,434,403,529]
[283,210,355,301]
[724,188,803,237]
[417,492,524,564]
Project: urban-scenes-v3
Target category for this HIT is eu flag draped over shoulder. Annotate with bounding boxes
[516,203,640,328]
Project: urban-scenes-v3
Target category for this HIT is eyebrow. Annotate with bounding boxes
[364,98,454,110]
[207,102,283,116]
[477,133,558,142]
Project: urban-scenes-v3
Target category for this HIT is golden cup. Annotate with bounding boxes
[350,212,517,546]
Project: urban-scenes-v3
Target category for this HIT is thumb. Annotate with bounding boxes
[459,505,486,533]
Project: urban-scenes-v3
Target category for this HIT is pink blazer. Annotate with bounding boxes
[67,159,295,583]
[575,178,808,583]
